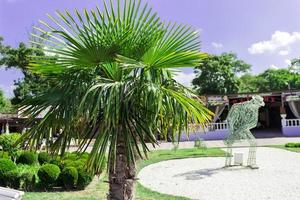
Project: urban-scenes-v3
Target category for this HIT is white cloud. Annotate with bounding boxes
[173,72,195,88]
[211,42,223,49]
[248,31,300,54]
[269,64,278,70]
[285,59,291,66]
[278,50,289,56]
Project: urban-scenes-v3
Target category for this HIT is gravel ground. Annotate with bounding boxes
[138,147,300,200]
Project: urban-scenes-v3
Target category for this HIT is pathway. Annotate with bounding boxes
[138,147,300,200]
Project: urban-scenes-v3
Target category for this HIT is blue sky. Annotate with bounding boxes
[1,0,300,96]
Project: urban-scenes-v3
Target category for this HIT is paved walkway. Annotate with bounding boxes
[138,147,300,200]
[147,136,300,150]
[68,136,300,152]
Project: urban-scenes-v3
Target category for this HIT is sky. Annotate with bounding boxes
[1,0,300,97]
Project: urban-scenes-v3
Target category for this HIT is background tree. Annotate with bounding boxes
[19,1,212,199]
[0,89,12,113]
[0,36,51,104]
[192,53,250,95]
[239,73,261,93]
[239,69,300,92]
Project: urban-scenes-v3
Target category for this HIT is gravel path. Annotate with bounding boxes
[138,147,300,200]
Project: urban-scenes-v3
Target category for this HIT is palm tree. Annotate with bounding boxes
[20,0,212,199]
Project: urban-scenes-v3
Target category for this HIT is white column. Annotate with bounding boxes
[281,114,287,127]
[5,122,10,134]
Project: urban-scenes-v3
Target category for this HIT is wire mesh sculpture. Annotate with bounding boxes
[224,95,265,169]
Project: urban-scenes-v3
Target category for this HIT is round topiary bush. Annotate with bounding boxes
[17,151,38,165]
[38,164,61,188]
[0,158,16,186]
[76,169,93,190]
[49,156,62,168]
[61,167,78,189]
[38,152,50,165]
[5,170,21,189]
[63,159,86,170]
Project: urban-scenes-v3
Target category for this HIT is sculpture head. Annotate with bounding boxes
[251,95,265,107]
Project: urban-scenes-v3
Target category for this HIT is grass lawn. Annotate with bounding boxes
[270,145,300,153]
[23,147,226,200]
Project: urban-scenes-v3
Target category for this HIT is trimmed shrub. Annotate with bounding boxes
[21,171,36,191]
[285,143,300,148]
[0,151,9,159]
[63,159,86,171]
[38,164,61,189]
[76,169,93,190]
[5,170,21,189]
[17,151,38,165]
[0,133,21,161]
[0,158,16,186]
[61,167,78,189]
[38,152,50,165]
[63,152,78,160]
[49,156,62,168]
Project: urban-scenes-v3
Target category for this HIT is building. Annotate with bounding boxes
[1,91,300,140]
[180,90,300,141]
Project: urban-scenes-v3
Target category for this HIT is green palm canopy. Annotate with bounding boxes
[20,0,212,198]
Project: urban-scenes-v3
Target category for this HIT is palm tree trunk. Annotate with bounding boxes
[107,132,136,200]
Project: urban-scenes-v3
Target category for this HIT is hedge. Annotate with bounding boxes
[38,164,61,189]
[285,143,300,148]
[0,158,17,186]
[61,167,78,189]
[76,169,93,190]
[38,152,50,165]
[17,151,38,165]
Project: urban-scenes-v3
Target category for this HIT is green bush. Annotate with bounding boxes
[49,156,62,168]
[0,158,17,186]
[0,133,21,161]
[63,152,78,160]
[38,164,61,189]
[61,167,78,189]
[17,151,38,165]
[5,170,21,189]
[21,171,36,191]
[285,143,300,148]
[76,169,93,190]
[63,159,86,170]
[0,151,9,159]
[38,152,50,165]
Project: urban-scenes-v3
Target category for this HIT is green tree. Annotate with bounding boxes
[239,69,300,93]
[257,69,300,91]
[239,73,260,93]
[0,36,51,104]
[192,53,250,94]
[20,1,212,199]
[0,89,11,113]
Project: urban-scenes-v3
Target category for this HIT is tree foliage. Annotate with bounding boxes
[192,52,250,95]
[0,36,51,104]
[239,69,300,92]
[19,0,212,180]
[0,89,12,113]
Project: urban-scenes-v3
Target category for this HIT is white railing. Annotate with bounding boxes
[189,122,228,132]
[208,122,228,131]
[283,119,300,127]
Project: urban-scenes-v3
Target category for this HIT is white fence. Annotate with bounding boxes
[208,122,228,131]
[283,119,300,127]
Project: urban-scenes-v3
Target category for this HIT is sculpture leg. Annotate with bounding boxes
[225,144,233,167]
[247,132,258,169]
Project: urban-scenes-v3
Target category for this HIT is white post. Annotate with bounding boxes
[281,114,287,127]
[5,122,9,134]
